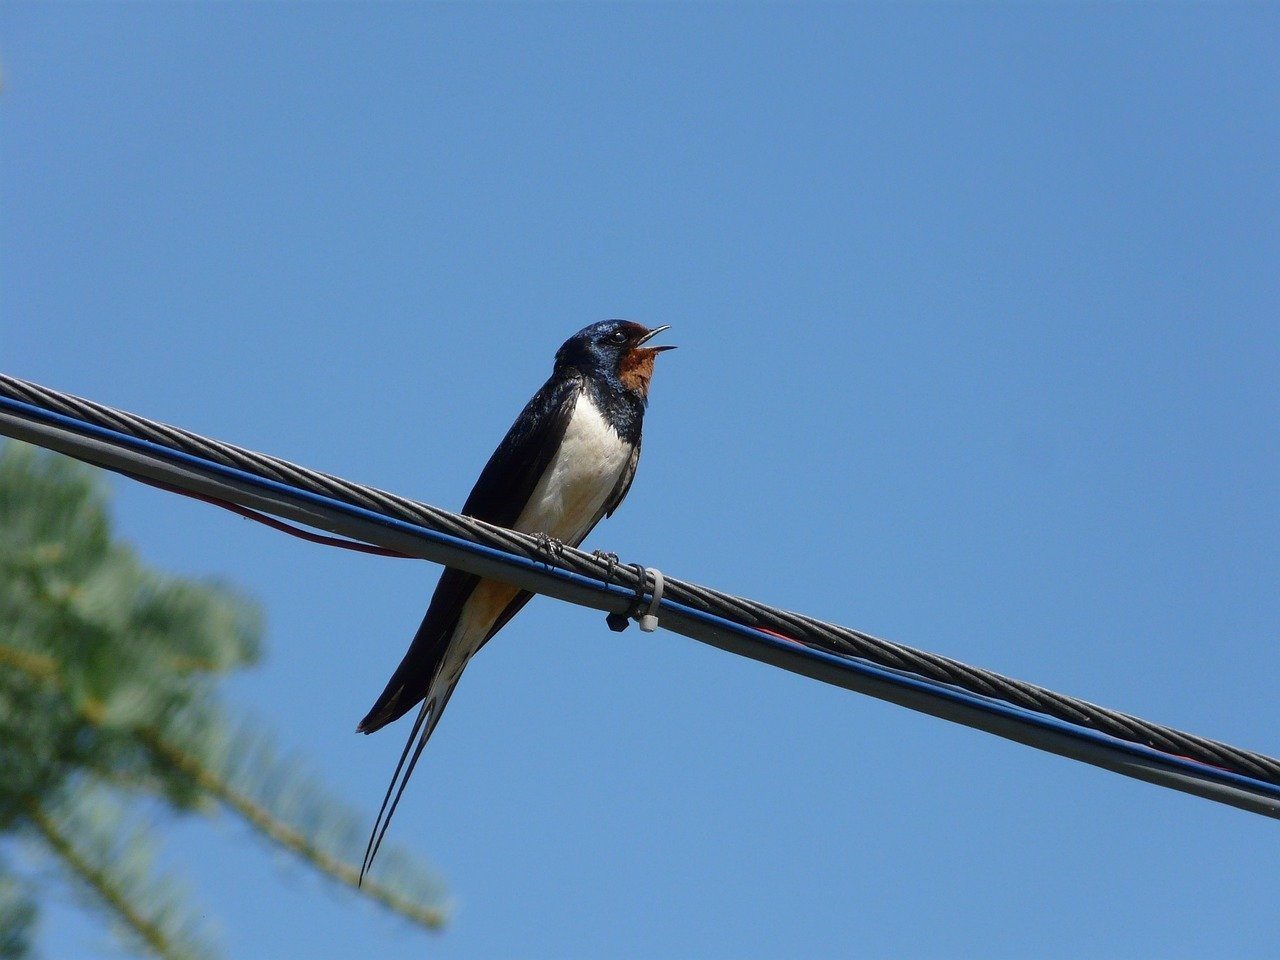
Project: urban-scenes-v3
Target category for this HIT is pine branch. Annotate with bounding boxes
[24,800,208,960]
[0,644,57,681]
[2,646,446,930]
[141,729,448,929]
[0,870,36,960]
[1,444,448,955]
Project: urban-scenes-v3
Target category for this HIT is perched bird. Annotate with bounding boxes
[358,319,675,878]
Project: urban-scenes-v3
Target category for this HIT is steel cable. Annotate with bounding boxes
[2,372,1276,787]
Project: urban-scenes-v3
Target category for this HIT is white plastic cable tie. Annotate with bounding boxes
[639,566,664,632]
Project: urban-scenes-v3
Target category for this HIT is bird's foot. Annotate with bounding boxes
[534,532,566,566]
[591,550,620,583]
[594,553,641,632]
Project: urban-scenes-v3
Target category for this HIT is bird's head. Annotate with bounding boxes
[554,320,676,397]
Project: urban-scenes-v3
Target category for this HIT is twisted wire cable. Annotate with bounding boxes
[2,372,1277,788]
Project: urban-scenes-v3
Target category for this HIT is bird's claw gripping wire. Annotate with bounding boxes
[533,532,565,566]
[595,552,632,631]
[592,550,620,582]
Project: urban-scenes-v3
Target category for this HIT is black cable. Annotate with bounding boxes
[2,371,1277,789]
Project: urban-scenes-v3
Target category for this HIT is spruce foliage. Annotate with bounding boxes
[0,444,447,959]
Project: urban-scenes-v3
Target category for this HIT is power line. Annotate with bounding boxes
[1,372,1277,819]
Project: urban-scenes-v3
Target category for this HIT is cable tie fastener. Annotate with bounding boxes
[604,562,663,633]
[638,567,664,632]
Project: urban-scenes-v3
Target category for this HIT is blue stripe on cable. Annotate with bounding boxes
[3,392,1278,807]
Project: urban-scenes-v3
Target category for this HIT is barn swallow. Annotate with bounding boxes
[358,319,674,879]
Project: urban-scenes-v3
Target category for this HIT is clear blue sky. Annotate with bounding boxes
[3,3,1278,958]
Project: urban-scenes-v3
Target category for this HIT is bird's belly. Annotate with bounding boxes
[443,393,630,672]
[452,578,523,656]
[513,391,631,545]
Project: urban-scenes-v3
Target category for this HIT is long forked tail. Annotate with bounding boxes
[359,681,459,885]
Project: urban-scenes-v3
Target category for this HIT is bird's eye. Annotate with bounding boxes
[609,331,628,344]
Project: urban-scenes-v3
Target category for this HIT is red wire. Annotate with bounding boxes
[130,474,413,559]
[755,625,806,647]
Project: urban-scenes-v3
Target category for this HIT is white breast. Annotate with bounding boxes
[439,390,633,678]
[513,390,632,546]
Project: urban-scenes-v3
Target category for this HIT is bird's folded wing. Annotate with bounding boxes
[357,374,584,732]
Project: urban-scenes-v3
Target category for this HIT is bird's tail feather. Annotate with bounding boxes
[358,675,460,884]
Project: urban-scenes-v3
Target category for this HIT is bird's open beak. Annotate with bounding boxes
[637,324,676,352]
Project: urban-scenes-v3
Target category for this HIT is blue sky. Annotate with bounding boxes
[3,3,1278,958]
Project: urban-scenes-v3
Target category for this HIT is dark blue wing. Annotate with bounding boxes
[357,372,582,733]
